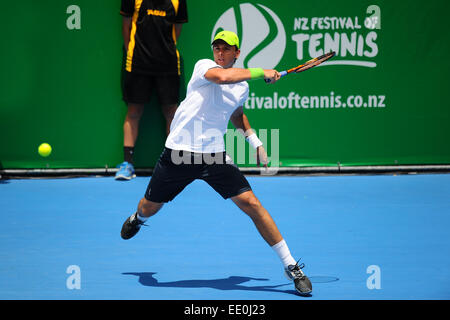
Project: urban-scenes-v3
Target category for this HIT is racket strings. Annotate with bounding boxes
[294,52,335,73]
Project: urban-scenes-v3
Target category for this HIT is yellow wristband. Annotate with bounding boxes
[249,68,265,80]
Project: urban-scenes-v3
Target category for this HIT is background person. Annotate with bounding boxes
[116,0,188,180]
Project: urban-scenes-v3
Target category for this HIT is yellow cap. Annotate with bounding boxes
[212,30,240,49]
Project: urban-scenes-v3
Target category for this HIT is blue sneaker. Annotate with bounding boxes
[115,162,136,180]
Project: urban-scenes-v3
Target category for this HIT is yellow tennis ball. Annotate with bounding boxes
[38,143,52,157]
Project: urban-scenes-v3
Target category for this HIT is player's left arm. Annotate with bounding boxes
[230,106,251,135]
[230,107,268,167]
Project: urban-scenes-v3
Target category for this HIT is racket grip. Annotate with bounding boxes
[264,70,288,83]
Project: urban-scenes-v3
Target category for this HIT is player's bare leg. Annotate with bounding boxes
[231,190,312,295]
[231,190,282,246]
[137,198,164,218]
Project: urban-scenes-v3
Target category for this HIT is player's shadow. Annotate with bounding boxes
[122,272,304,297]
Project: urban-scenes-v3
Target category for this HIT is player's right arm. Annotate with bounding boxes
[205,68,280,84]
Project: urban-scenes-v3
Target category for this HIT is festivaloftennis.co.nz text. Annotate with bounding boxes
[245,92,386,110]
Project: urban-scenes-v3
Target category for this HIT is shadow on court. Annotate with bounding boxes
[122,272,305,297]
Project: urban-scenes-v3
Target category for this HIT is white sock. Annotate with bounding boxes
[271,239,297,268]
[136,212,148,222]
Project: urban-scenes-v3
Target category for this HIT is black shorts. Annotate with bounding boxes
[145,148,252,203]
[122,71,180,105]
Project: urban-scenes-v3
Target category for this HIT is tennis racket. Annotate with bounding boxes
[265,51,336,82]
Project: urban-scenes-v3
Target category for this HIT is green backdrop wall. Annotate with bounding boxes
[1,0,450,169]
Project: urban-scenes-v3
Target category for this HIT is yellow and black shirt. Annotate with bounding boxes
[120,0,188,75]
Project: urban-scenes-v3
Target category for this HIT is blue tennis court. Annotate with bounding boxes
[0,173,449,300]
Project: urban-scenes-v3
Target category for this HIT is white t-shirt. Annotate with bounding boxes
[165,59,249,153]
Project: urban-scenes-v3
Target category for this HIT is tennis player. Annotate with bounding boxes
[120,31,312,295]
